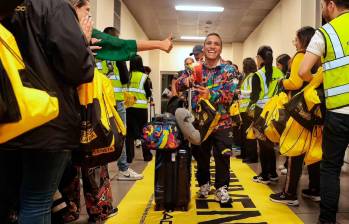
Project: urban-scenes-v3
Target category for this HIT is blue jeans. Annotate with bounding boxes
[116,101,129,172]
[319,111,349,223]
[0,150,71,224]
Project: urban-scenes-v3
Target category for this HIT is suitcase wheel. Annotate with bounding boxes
[155,204,161,211]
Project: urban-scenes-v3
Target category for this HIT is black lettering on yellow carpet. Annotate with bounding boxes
[107,158,303,224]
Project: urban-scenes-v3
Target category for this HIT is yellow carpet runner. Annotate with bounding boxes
[107,158,304,224]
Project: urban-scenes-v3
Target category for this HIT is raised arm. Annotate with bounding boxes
[299,52,320,82]
[137,34,173,53]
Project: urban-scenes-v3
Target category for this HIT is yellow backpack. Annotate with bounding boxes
[123,92,136,108]
[284,68,324,131]
[73,69,126,167]
[0,23,59,143]
[229,101,242,126]
[304,125,323,165]
[279,117,312,156]
[245,127,254,139]
[264,92,289,143]
[279,69,324,157]
[251,95,279,141]
[193,98,221,142]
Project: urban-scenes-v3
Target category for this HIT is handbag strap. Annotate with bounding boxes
[0,35,51,92]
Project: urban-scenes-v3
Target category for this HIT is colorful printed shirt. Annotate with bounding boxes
[176,60,240,130]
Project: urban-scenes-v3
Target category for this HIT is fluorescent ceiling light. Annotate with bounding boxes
[180,36,206,40]
[175,5,224,12]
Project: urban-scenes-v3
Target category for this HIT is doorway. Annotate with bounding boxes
[160,72,177,113]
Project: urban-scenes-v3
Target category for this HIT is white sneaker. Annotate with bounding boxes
[197,182,210,198]
[280,168,287,175]
[117,168,143,181]
[135,139,142,148]
[278,165,286,170]
[215,186,231,203]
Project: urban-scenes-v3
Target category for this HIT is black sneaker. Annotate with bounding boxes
[270,192,299,206]
[252,175,270,184]
[269,174,279,182]
[106,207,118,218]
[302,189,321,202]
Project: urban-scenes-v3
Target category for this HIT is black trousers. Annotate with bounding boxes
[284,154,320,196]
[241,113,258,161]
[192,128,234,189]
[125,107,151,163]
[319,111,349,223]
[232,125,242,148]
[258,138,277,178]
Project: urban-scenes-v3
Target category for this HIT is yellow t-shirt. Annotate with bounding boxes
[282,52,305,91]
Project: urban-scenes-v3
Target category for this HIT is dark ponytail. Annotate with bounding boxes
[129,55,145,73]
[276,54,291,76]
[257,45,273,87]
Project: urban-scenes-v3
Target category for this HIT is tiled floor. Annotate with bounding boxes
[73,149,349,224]
[249,159,349,224]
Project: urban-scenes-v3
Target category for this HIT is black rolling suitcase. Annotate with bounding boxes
[143,99,191,211]
[175,148,191,210]
[154,148,191,211]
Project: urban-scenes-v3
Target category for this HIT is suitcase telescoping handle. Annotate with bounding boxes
[148,97,155,122]
[188,73,193,114]
[188,74,193,148]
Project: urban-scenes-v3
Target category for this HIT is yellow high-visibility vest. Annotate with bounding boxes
[96,60,125,101]
[255,66,284,108]
[127,71,148,109]
[318,12,349,109]
[239,73,254,112]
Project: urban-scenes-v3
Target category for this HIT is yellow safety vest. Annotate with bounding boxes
[255,66,284,108]
[127,71,148,109]
[239,73,254,112]
[96,60,125,101]
[318,12,349,109]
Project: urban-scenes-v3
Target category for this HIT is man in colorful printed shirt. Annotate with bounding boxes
[176,33,239,204]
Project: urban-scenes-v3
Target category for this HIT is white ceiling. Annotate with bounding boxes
[123,0,280,43]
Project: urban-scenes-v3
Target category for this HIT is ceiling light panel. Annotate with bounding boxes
[175,5,224,12]
[180,36,206,40]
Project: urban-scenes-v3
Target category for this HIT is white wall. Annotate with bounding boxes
[301,0,318,27]
[148,50,161,113]
[231,43,243,70]
[243,0,300,60]
[91,0,114,30]
[242,0,318,62]
[119,0,150,65]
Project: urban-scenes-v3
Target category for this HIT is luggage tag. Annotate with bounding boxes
[171,152,176,162]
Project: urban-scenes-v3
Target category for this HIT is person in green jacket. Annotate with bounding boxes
[70,0,173,61]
